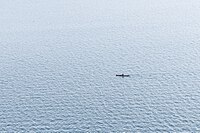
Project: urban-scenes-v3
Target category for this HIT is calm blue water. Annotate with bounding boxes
[1,0,200,132]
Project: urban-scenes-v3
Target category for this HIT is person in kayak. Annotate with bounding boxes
[116,74,130,77]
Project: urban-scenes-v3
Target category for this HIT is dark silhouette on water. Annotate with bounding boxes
[116,74,130,78]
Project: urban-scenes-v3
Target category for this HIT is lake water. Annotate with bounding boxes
[1,0,200,132]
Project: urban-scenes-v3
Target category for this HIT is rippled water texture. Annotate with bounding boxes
[1,0,200,132]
